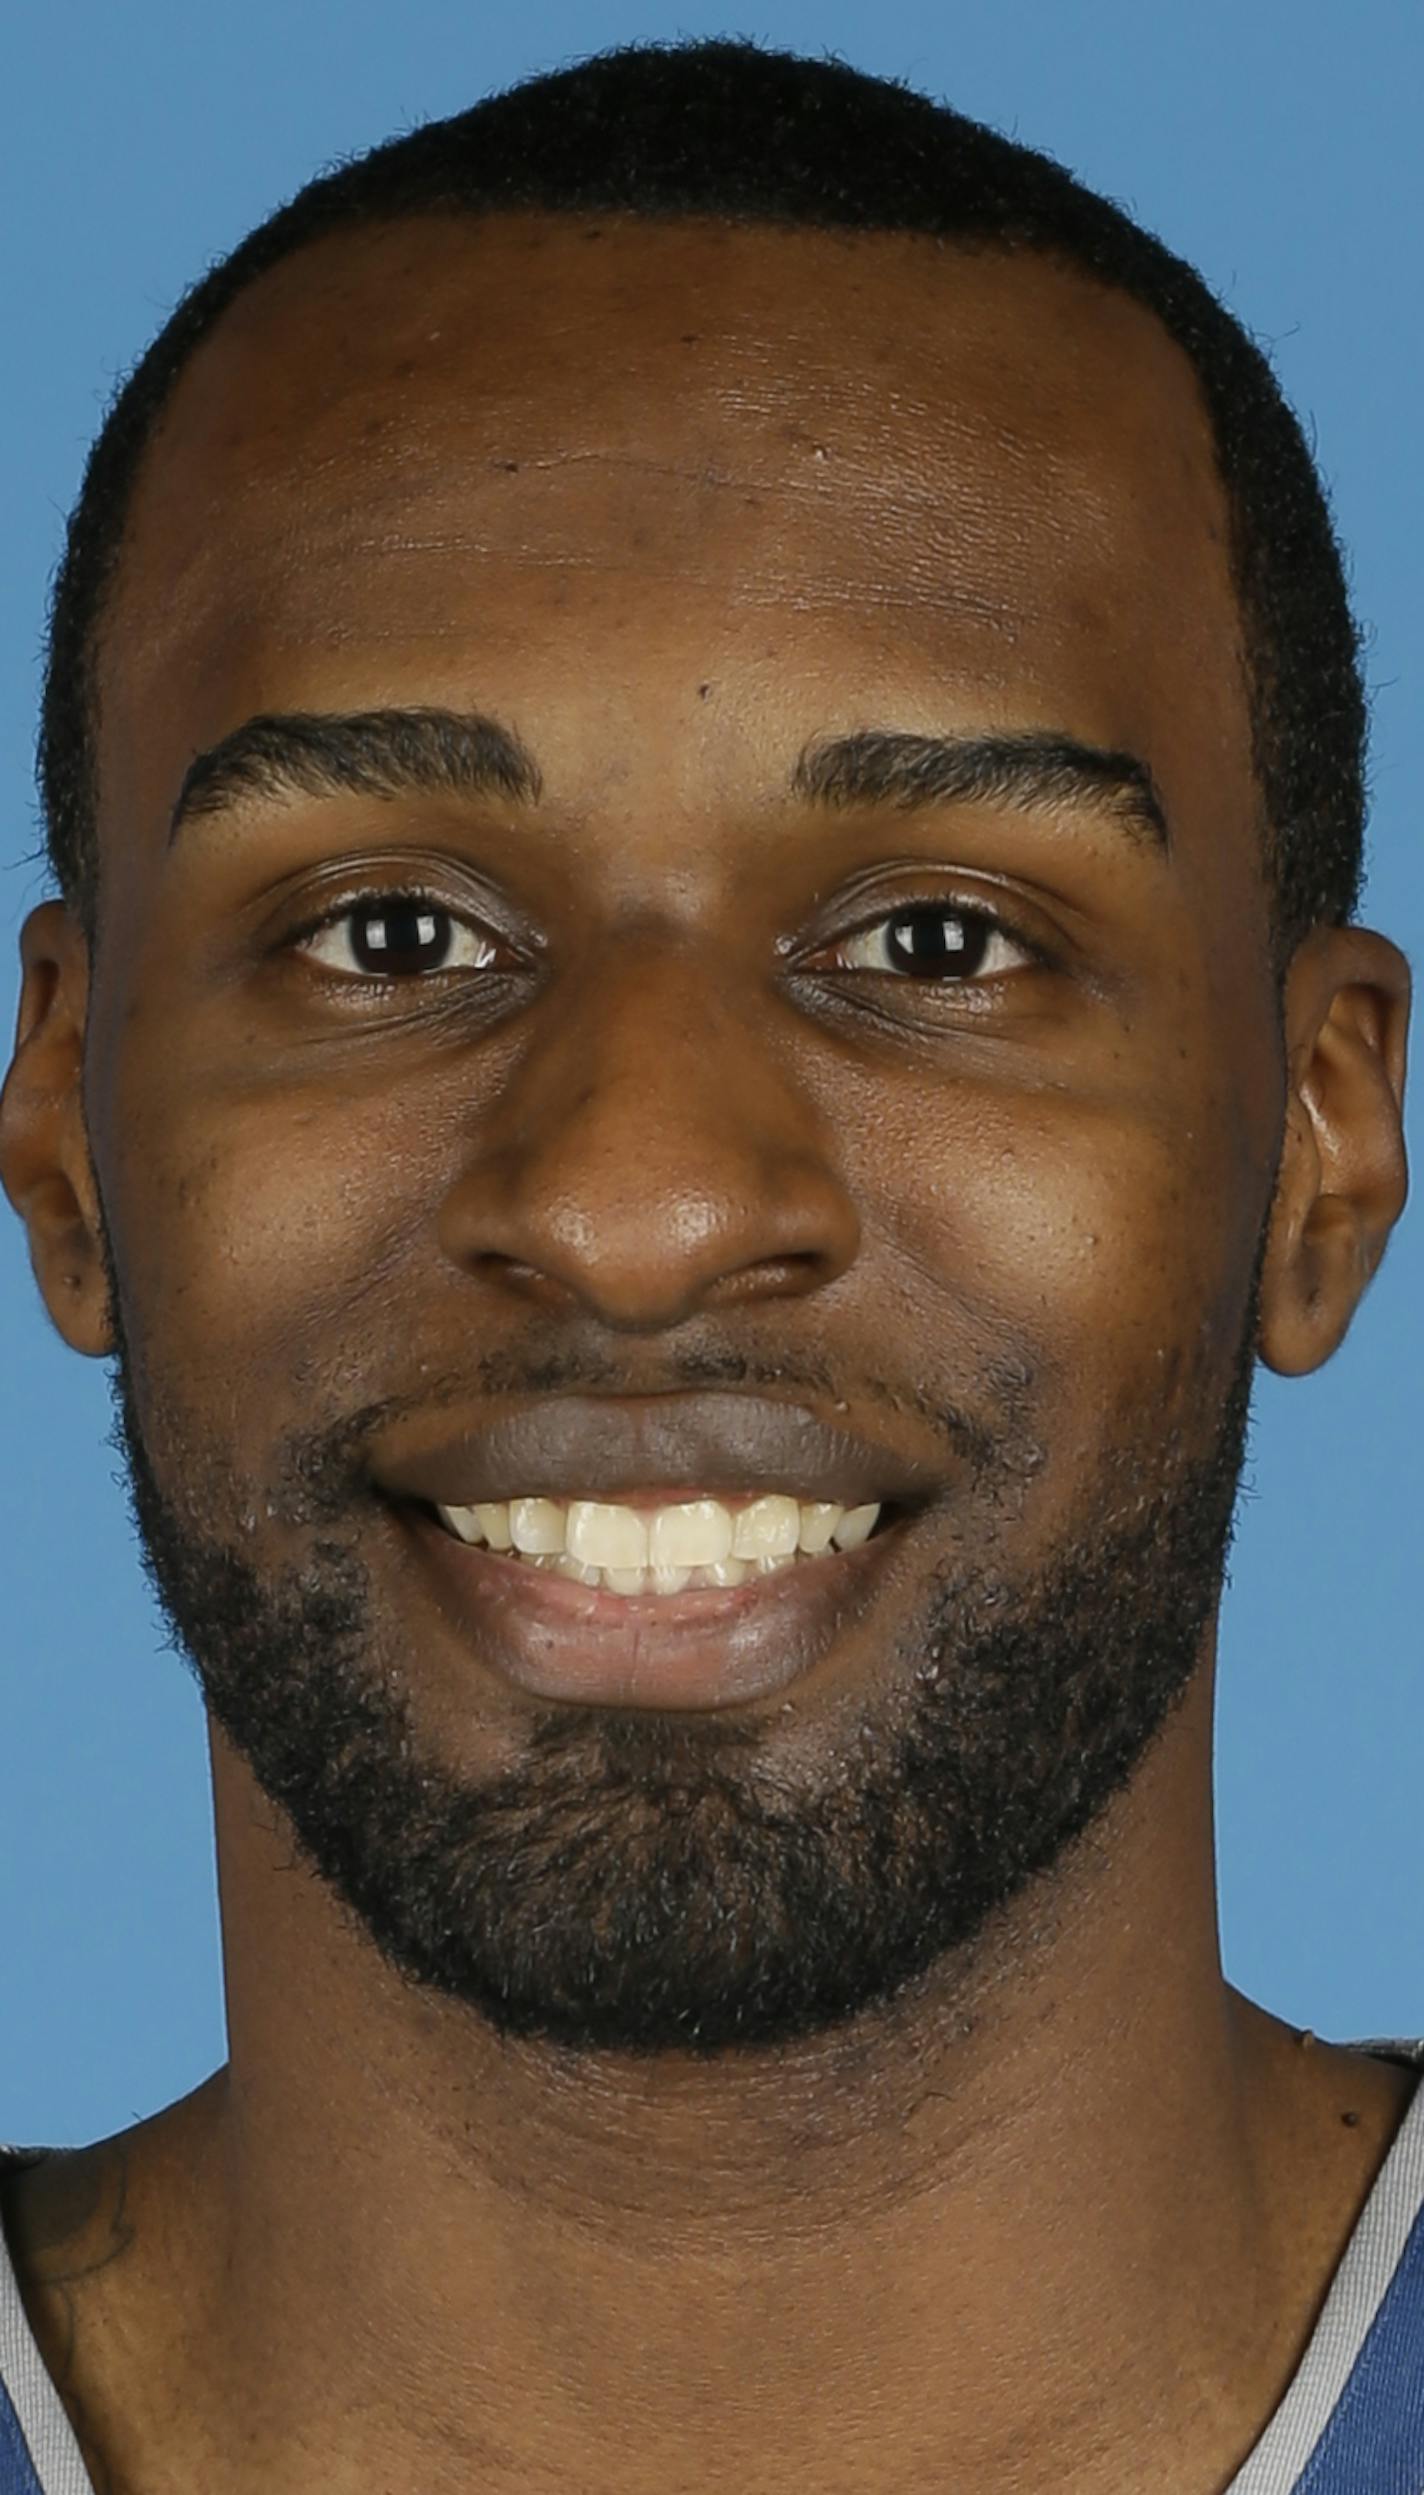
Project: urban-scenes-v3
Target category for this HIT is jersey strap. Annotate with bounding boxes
[0,2378,45,2495]
[1293,2195,1424,2492]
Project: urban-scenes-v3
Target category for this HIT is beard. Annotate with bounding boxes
[104,1248,1258,2062]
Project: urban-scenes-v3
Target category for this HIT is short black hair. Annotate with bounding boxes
[40,36,1366,958]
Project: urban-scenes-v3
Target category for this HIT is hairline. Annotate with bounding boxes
[84,203,1270,931]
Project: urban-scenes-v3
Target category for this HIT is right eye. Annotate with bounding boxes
[294,894,502,982]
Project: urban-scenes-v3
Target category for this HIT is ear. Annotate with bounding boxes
[1258,924,1411,1377]
[0,899,115,1357]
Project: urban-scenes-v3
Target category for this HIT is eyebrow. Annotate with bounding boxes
[168,706,1168,853]
[791,727,1169,848]
[168,707,543,840]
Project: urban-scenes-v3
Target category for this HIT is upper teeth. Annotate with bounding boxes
[434,1493,882,1568]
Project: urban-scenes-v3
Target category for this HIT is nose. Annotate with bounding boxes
[436,929,860,1329]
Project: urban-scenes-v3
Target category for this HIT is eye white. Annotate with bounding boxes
[833,905,1030,980]
[300,900,500,979]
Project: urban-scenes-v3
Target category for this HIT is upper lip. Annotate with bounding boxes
[376,1393,943,1511]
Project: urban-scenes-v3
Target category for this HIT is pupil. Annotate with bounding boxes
[353,901,451,976]
[887,907,986,977]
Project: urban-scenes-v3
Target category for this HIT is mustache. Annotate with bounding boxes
[260,1340,1044,1531]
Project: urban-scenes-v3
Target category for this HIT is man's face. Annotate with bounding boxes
[80,217,1281,2052]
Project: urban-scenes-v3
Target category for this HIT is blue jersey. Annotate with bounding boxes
[4,2046,1423,2492]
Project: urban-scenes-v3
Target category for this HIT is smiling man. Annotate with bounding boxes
[0,36,1416,2495]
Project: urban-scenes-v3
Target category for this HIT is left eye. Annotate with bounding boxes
[828,902,1034,981]
[297,897,500,980]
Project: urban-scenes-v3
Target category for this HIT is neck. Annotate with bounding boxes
[19,1664,1415,2495]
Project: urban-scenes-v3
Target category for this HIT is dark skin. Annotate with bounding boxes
[0,215,1412,2494]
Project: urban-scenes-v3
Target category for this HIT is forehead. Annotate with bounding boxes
[101,213,1247,821]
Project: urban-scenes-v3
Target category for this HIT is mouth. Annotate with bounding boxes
[394,1490,920,1712]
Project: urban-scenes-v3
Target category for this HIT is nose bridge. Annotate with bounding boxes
[440,929,860,1323]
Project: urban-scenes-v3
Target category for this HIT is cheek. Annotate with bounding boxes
[93,940,1272,1510]
[864,1071,1269,1449]
[99,1055,445,1425]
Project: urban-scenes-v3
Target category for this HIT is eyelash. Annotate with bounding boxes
[284,887,1049,988]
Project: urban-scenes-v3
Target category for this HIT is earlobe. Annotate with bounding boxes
[0,899,115,1358]
[1257,926,1411,1378]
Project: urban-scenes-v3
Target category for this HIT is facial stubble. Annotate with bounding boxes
[103,1241,1258,2061]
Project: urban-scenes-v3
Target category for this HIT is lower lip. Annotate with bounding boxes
[401,1505,913,1712]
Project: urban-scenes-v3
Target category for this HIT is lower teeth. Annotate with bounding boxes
[509,1549,806,1596]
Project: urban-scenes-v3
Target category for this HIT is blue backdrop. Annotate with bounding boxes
[3,0,1420,2146]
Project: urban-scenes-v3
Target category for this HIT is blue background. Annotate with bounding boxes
[2,0,1419,2147]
